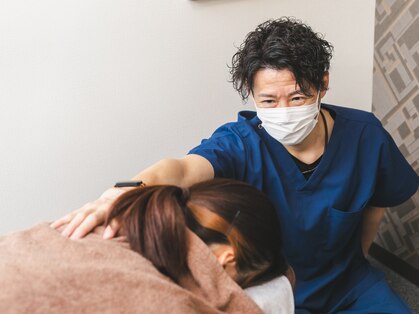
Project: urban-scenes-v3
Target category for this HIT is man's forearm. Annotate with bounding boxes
[131,155,214,187]
[361,206,385,256]
[131,159,186,186]
[101,159,186,200]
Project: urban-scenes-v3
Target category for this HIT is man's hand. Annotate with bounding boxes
[50,187,128,239]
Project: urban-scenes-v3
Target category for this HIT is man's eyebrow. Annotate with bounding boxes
[288,90,305,97]
[257,90,306,98]
[257,93,276,98]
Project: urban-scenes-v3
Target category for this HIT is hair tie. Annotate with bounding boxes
[176,187,190,209]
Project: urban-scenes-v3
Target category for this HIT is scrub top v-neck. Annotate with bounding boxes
[257,109,340,191]
[290,109,329,180]
[188,103,418,311]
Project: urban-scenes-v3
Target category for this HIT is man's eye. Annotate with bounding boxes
[291,97,306,104]
[260,100,276,107]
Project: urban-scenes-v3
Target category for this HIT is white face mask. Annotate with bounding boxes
[254,92,320,146]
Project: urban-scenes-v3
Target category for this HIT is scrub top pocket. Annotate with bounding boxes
[324,207,363,253]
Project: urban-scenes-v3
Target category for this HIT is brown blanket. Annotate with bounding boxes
[0,223,262,314]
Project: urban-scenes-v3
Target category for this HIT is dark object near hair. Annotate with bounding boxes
[230,17,334,101]
[106,178,288,288]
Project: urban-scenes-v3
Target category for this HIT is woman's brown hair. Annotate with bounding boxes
[106,178,288,288]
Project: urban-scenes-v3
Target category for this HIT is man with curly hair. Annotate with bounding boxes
[53,17,417,313]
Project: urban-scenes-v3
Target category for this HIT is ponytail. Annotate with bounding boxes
[107,186,190,283]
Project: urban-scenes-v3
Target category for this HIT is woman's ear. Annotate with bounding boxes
[210,243,236,268]
[217,246,236,267]
[216,245,237,279]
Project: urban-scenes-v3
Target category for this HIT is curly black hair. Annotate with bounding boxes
[230,17,333,101]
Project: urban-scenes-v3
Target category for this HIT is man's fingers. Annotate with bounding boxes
[50,202,93,229]
[61,212,87,238]
[50,192,118,239]
[50,213,76,229]
[49,218,67,230]
[70,213,103,240]
[103,219,121,239]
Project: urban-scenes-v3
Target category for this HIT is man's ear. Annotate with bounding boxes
[320,71,329,99]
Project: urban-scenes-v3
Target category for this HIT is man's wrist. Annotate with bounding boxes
[100,187,130,200]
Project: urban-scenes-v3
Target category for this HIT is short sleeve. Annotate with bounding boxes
[368,127,418,207]
[188,123,247,180]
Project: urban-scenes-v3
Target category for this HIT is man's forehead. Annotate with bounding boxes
[252,69,303,93]
[253,68,297,84]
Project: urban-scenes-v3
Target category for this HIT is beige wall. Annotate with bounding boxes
[373,0,419,269]
[0,0,376,233]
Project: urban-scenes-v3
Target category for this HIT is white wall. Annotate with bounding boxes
[0,0,376,234]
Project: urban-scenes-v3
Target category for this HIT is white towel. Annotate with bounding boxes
[245,276,294,314]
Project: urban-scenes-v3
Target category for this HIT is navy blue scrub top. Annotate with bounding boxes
[189,104,419,311]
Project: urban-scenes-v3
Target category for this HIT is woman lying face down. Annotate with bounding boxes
[106,178,292,289]
[0,178,291,313]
